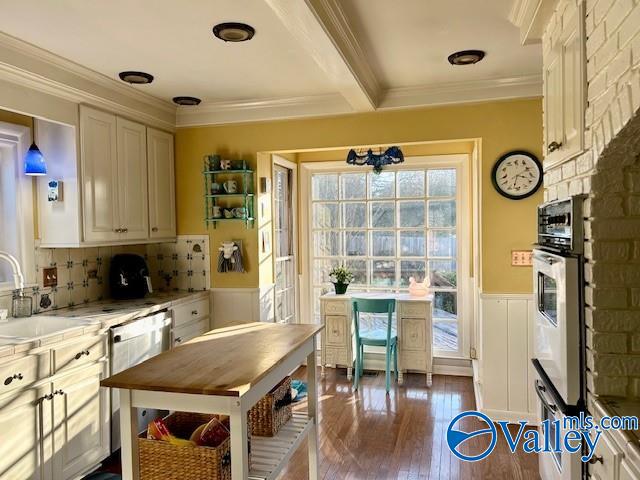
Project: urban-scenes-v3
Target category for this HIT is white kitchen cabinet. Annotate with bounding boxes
[0,385,52,480]
[147,127,176,240]
[621,460,640,480]
[170,295,211,347]
[80,106,120,243]
[116,117,149,241]
[51,362,110,480]
[543,2,585,167]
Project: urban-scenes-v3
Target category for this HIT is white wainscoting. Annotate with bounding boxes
[476,293,537,424]
[211,283,275,328]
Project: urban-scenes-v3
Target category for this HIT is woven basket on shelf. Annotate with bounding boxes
[249,376,293,437]
[138,412,236,480]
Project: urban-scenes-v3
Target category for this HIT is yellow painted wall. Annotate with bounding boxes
[175,98,542,293]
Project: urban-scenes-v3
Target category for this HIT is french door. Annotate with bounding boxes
[273,159,298,324]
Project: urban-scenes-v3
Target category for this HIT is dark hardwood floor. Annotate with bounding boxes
[279,368,540,480]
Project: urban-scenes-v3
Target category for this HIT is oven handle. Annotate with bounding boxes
[535,380,557,413]
[531,359,580,416]
[537,272,545,312]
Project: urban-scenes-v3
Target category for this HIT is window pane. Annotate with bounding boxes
[434,319,458,351]
[399,201,424,227]
[345,231,366,256]
[434,291,457,318]
[313,231,340,256]
[372,260,396,286]
[313,203,338,228]
[341,173,366,199]
[343,203,366,228]
[371,231,395,256]
[313,259,339,284]
[400,231,425,257]
[312,174,338,200]
[371,202,395,228]
[400,260,426,286]
[275,261,286,290]
[346,259,367,285]
[428,230,457,257]
[397,171,425,197]
[429,260,457,287]
[428,200,456,227]
[369,172,395,198]
[428,169,456,197]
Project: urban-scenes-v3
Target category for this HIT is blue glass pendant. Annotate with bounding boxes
[24,143,47,176]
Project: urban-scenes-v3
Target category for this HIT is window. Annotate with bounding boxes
[309,163,463,355]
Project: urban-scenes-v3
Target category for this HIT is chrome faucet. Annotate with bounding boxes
[0,251,31,317]
[0,251,25,291]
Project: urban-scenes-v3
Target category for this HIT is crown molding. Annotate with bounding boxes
[378,74,542,110]
[175,93,352,127]
[0,32,176,130]
[509,0,559,45]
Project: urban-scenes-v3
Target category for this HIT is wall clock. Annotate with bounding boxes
[491,151,542,200]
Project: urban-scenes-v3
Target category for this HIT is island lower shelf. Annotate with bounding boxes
[249,412,312,480]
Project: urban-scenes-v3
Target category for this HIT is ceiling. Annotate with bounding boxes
[0,0,543,126]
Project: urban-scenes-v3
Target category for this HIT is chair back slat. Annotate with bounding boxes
[352,297,395,342]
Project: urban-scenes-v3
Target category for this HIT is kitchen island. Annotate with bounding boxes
[101,322,323,480]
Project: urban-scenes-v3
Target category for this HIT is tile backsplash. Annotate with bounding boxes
[0,235,210,316]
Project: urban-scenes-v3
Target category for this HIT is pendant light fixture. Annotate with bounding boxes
[24,118,47,176]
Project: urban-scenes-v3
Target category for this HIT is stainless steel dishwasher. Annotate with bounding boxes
[109,310,171,452]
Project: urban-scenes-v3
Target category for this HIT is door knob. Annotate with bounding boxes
[547,141,562,152]
[152,227,158,232]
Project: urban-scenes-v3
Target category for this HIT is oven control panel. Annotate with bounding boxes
[537,196,586,255]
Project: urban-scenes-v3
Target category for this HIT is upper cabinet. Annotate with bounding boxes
[543,2,586,167]
[147,128,176,239]
[38,106,176,247]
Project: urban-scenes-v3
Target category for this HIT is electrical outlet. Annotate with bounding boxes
[87,269,98,280]
[43,267,57,287]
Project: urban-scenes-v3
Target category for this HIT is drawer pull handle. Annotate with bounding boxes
[332,329,338,335]
[175,337,183,343]
[547,141,562,153]
[42,393,54,402]
[74,350,90,360]
[588,456,603,465]
[122,228,128,233]
[4,373,23,386]
[191,310,198,316]
[54,389,65,396]
[152,227,158,232]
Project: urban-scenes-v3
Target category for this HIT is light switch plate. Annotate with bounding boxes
[511,250,533,266]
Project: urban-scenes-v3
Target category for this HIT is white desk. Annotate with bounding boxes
[319,292,433,386]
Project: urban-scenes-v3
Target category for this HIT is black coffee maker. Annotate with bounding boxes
[109,254,153,299]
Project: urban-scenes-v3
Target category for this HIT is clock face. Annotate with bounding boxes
[491,151,542,200]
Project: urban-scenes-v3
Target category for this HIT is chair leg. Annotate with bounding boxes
[353,341,360,390]
[385,345,391,393]
[359,344,364,376]
[393,344,398,379]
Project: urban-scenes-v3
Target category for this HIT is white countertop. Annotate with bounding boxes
[0,290,209,359]
[321,292,433,302]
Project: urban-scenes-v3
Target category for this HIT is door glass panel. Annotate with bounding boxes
[274,164,296,323]
[400,260,426,286]
[400,231,425,257]
[371,231,395,256]
[344,231,366,256]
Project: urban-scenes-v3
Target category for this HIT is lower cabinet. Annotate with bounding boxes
[0,361,109,480]
[51,362,110,480]
[0,385,51,480]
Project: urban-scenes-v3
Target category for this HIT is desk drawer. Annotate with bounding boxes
[0,353,50,394]
[399,302,428,318]
[401,318,426,351]
[323,301,348,316]
[52,335,106,373]
[172,298,210,328]
[325,316,347,346]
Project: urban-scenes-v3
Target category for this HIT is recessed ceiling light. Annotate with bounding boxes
[447,50,485,66]
[118,71,154,84]
[173,96,202,106]
[212,22,255,42]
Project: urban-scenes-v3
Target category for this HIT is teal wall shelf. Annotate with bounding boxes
[203,157,255,229]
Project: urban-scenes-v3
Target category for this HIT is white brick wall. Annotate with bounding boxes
[543,0,640,399]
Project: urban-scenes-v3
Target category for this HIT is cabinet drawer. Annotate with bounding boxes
[621,460,640,480]
[399,302,428,318]
[324,346,348,366]
[173,317,209,347]
[0,353,50,394]
[401,318,426,351]
[325,316,347,346]
[52,335,106,374]
[323,301,348,316]
[589,431,622,480]
[172,298,210,328]
[400,351,428,371]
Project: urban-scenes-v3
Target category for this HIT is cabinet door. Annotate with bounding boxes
[543,47,563,166]
[560,3,585,161]
[52,363,109,480]
[0,385,51,480]
[621,460,640,480]
[147,128,176,239]
[117,117,149,241]
[80,106,119,243]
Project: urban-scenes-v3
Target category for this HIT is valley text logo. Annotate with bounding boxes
[446,410,639,462]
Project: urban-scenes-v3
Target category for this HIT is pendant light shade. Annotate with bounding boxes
[24,142,47,176]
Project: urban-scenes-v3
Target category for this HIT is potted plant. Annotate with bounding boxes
[328,265,354,295]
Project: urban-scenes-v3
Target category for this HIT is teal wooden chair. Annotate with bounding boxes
[352,297,398,393]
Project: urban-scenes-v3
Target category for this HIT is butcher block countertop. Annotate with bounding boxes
[101,322,323,397]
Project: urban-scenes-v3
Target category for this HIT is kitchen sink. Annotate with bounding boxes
[0,316,98,340]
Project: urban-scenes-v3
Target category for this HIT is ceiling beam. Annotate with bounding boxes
[263,0,379,112]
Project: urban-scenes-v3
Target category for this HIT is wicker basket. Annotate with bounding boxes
[138,412,233,480]
[249,376,293,437]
